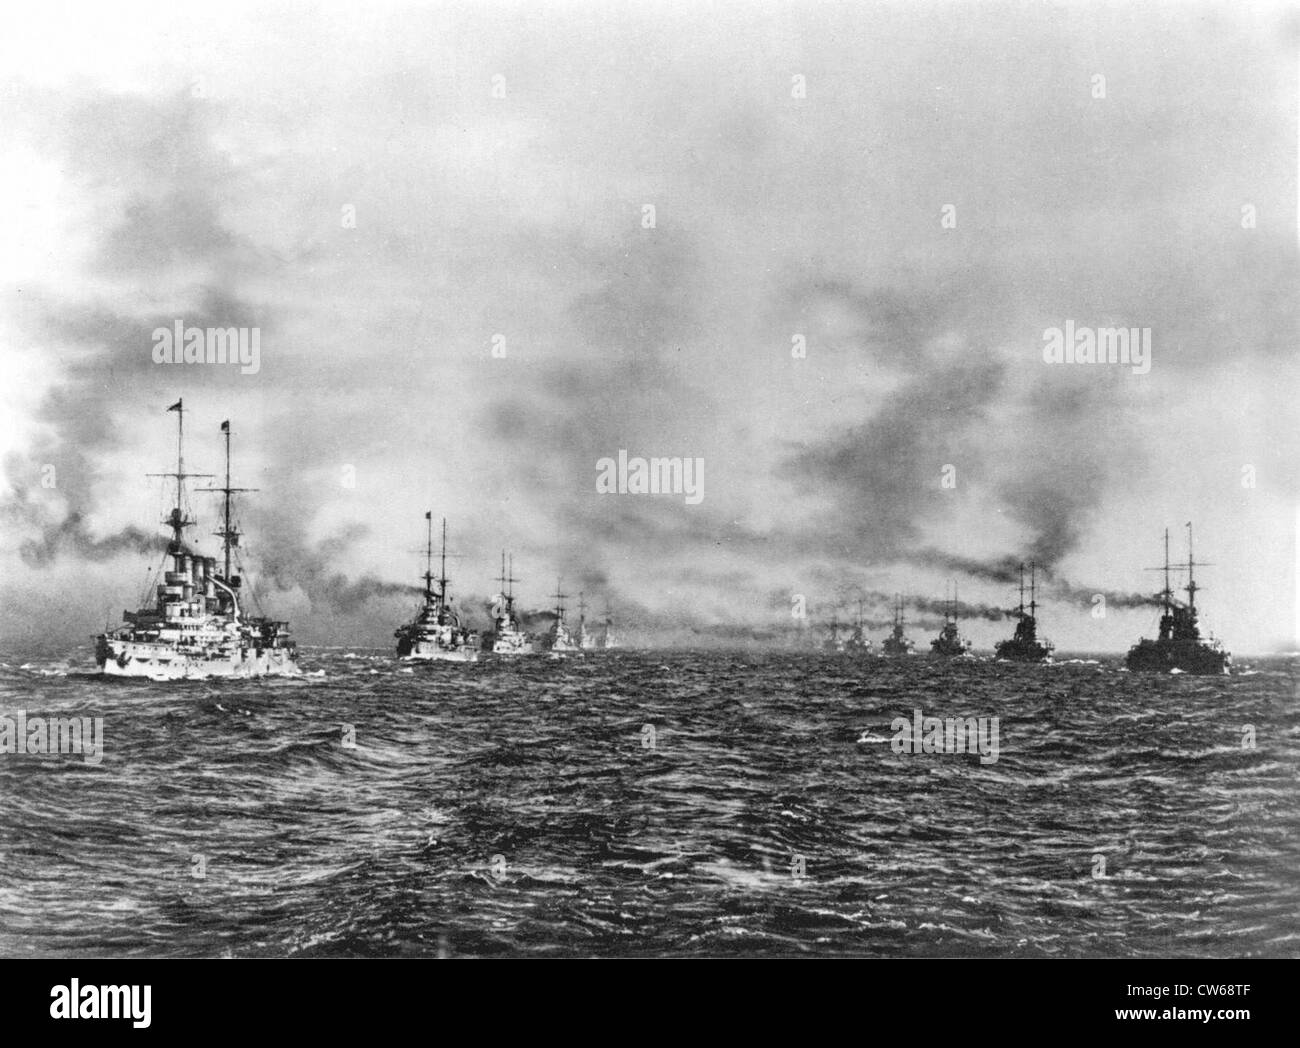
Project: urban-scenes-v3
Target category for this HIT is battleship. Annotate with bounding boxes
[598,601,620,650]
[823,613,847,654]
[994,562,1054,663]
[95,401,299,680]
[881,595,916,656]
[1126,525,1230,675]
[844,600,874,656]
[394,514,478,662]
[482,553,535,655]
[576,593,598,650]
[930,583,974,657]
[540,580,582,654]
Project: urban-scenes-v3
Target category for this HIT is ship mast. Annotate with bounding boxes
[1144,528,1176,612]
[495,551,519,614]
[1185,521,1196,613]
[171,400,187,546]
[211,421,253,581]
[438,517,449,607]
[1028,561,1038,622]
[552,579,568,622]
[1017,563,1026,618]
[578,591,588,627]
[1163,527,1172,613]
[222,423,232,578]
[423,513,435,603]
[148,399,212,550]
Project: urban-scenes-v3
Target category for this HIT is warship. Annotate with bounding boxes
[482,552,535,655]
[540,580,582,654]
[823,613,847,654]
[95,401,298,680]
[1126,525,1230,675]
[576,593,599,650]
[881,594,916,656]
[994,562,1054,663]
[930,583,974,657]
[598,601,620,650]
[843,600,874,656]
[394,514,478,662]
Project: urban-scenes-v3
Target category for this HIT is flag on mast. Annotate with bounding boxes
[425,511,432,520]
[220,420,229,432]
[167,399,182,412]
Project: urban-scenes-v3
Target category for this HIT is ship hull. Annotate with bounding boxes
[483,631,536,656]
[1125,639,1229,675]
[400,648,479,663]
[97,639,300,680]
[540,626,582,654]
[993,642,1053,664]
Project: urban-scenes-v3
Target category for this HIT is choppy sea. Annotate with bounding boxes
[0,649,1296,957]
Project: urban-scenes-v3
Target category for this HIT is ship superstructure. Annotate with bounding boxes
[95,402,298,680]
[394,514,479,662]
[599,601,620,650]
[881,594,916,656]
[482,552,535,655]
[823,613,847,654]
[930,583,974,657]
[844,600,874,655]
[576,592,598,650]
[1126,525,1229,675]
[541,579,581,654]
[994,562,1054,663]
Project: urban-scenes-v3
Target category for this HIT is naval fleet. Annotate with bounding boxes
[89,400,1234,678]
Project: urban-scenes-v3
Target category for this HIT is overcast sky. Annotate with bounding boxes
[1,0,1296,653]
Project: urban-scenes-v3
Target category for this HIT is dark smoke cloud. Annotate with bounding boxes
[906,594,1010,622]
[2,93,280,567]
[15,512,166,567]
[1,90,408,620]
[240,488,423,613]
[914,548,1159,611]
[782,359,1006,561]
[779,279,1154,604]
[915,549,1024,585]
[3,375,171,568]
[1040,574,1163,611]
[251,535,420,613]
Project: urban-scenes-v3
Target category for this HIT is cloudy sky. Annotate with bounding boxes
[1,0,1296,653]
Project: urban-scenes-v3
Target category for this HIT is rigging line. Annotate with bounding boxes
[234,546,268,618]
[229,509,268,617]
